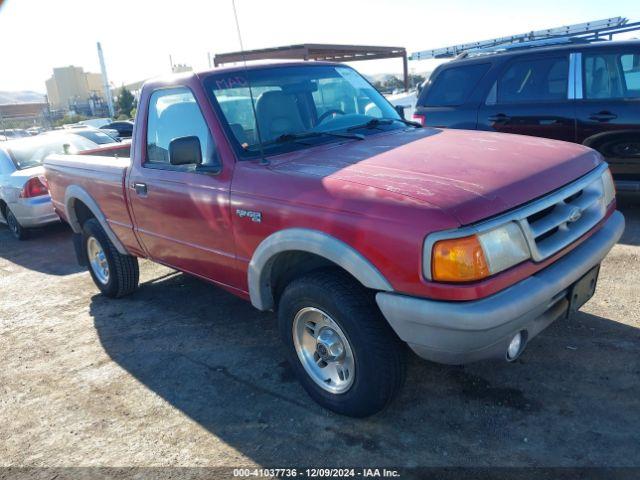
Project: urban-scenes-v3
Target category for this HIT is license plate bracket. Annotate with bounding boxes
[568,265,600,315]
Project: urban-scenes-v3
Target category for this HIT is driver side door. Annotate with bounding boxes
[128,87,238,287]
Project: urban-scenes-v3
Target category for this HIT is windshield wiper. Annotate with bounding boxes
[255,130,365,148]
[245,130,364,152]
[346,117,422,131]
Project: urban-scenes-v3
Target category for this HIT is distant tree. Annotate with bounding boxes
[129,107,137,120]
[408,74,426,88]
[384,76,404,91]
[116,86,135,118]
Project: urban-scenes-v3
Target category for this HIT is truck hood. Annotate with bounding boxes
[268,128,602,225]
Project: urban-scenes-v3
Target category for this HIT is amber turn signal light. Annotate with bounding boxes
[431,235,490,282]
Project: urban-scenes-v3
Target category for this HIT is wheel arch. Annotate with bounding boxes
[582,129,640,150]
[248,228,393,311]
[64,185,128,255]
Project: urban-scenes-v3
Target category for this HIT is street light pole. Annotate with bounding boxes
[97,42,115,118]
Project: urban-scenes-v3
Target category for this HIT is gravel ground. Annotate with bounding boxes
[0,201,639,470]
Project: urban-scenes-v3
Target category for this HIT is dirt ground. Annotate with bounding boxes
[1,201,639,469]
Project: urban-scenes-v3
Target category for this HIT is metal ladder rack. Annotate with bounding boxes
[410,17,640,60]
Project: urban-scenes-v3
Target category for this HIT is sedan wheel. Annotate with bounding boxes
[6,209,27,240]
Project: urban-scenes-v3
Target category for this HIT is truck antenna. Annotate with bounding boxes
[231,0,268,165]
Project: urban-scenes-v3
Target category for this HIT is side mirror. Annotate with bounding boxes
[169,136,202,166]
[394,104,407,120]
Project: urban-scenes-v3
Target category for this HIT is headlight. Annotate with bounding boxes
[601,168,616,207]
[429,222,530,282]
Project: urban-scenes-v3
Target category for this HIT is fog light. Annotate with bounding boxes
[506,331,525,361]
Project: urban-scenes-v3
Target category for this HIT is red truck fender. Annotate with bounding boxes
[247,228,394,311]
[63,185,129,256]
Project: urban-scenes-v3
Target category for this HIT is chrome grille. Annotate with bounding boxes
[516,165,608,261]
[422,164,611,280]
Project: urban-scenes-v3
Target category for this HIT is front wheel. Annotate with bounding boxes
[83,218,139,298]
[278,270,406,417]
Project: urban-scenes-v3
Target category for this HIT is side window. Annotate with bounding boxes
[585,51,640,99]
[496,56,568,103]
[421,63,490,107]
[621,53,640,95]
[146,87,219,169]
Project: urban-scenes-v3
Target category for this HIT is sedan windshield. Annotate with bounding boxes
[7,134,98,170]
[205,64,406,157]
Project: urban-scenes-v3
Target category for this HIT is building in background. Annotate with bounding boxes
[171,63,193,74]
[45,66,109,116]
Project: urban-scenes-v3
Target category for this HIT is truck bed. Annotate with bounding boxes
[44,154,139,253]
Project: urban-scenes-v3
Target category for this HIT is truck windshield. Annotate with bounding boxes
[204,64,404,157]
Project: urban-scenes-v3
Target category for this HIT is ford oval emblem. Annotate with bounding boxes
[568,208,582,223]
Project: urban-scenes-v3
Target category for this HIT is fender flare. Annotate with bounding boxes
[64,185,128,255]
[248,228,393,311]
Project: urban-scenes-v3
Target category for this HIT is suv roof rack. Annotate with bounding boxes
[410,17,640,60]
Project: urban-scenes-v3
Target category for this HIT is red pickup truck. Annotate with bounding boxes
[44,62,624,417]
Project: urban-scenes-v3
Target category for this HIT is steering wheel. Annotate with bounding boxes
[317,109,346,124]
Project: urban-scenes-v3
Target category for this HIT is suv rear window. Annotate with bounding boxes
[420,63,490,106]
[584,51,640,99]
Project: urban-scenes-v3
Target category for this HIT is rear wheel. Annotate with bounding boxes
[278,270,406,417]
[83,218,139,298]
[6,208,28,240]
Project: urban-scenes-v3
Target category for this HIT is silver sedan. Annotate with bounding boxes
[0,131,118,239]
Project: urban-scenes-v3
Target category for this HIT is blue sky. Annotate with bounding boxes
[0,0,638,92]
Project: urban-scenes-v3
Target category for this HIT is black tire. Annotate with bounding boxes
[82,218,139,298]
[278,269,406,417]
[6,208,28,240]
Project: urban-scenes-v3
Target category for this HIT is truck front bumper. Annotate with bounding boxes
[376,211,625,365]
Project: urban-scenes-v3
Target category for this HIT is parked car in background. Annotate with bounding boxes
[62,123,120,143]
[0,128,30,140]
[45,62,623,416]
[413,40,640,193]
[0,131,120,239]
[26,126,45,136]
[102,120,134,138]
[70,127,121,145]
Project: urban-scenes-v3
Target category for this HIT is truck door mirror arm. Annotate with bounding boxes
[169,136,202,166]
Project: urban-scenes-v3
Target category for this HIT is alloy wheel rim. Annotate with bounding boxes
[292,307,355,394]
[87,236,110,285]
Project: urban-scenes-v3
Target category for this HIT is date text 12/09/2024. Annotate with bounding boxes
[233,468,400,477]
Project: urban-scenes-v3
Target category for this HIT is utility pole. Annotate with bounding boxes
[97,42,115,118]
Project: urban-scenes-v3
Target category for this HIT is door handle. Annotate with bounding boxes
[488,113,511,123]
[589,111,617,122]
[132,182,148,196]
